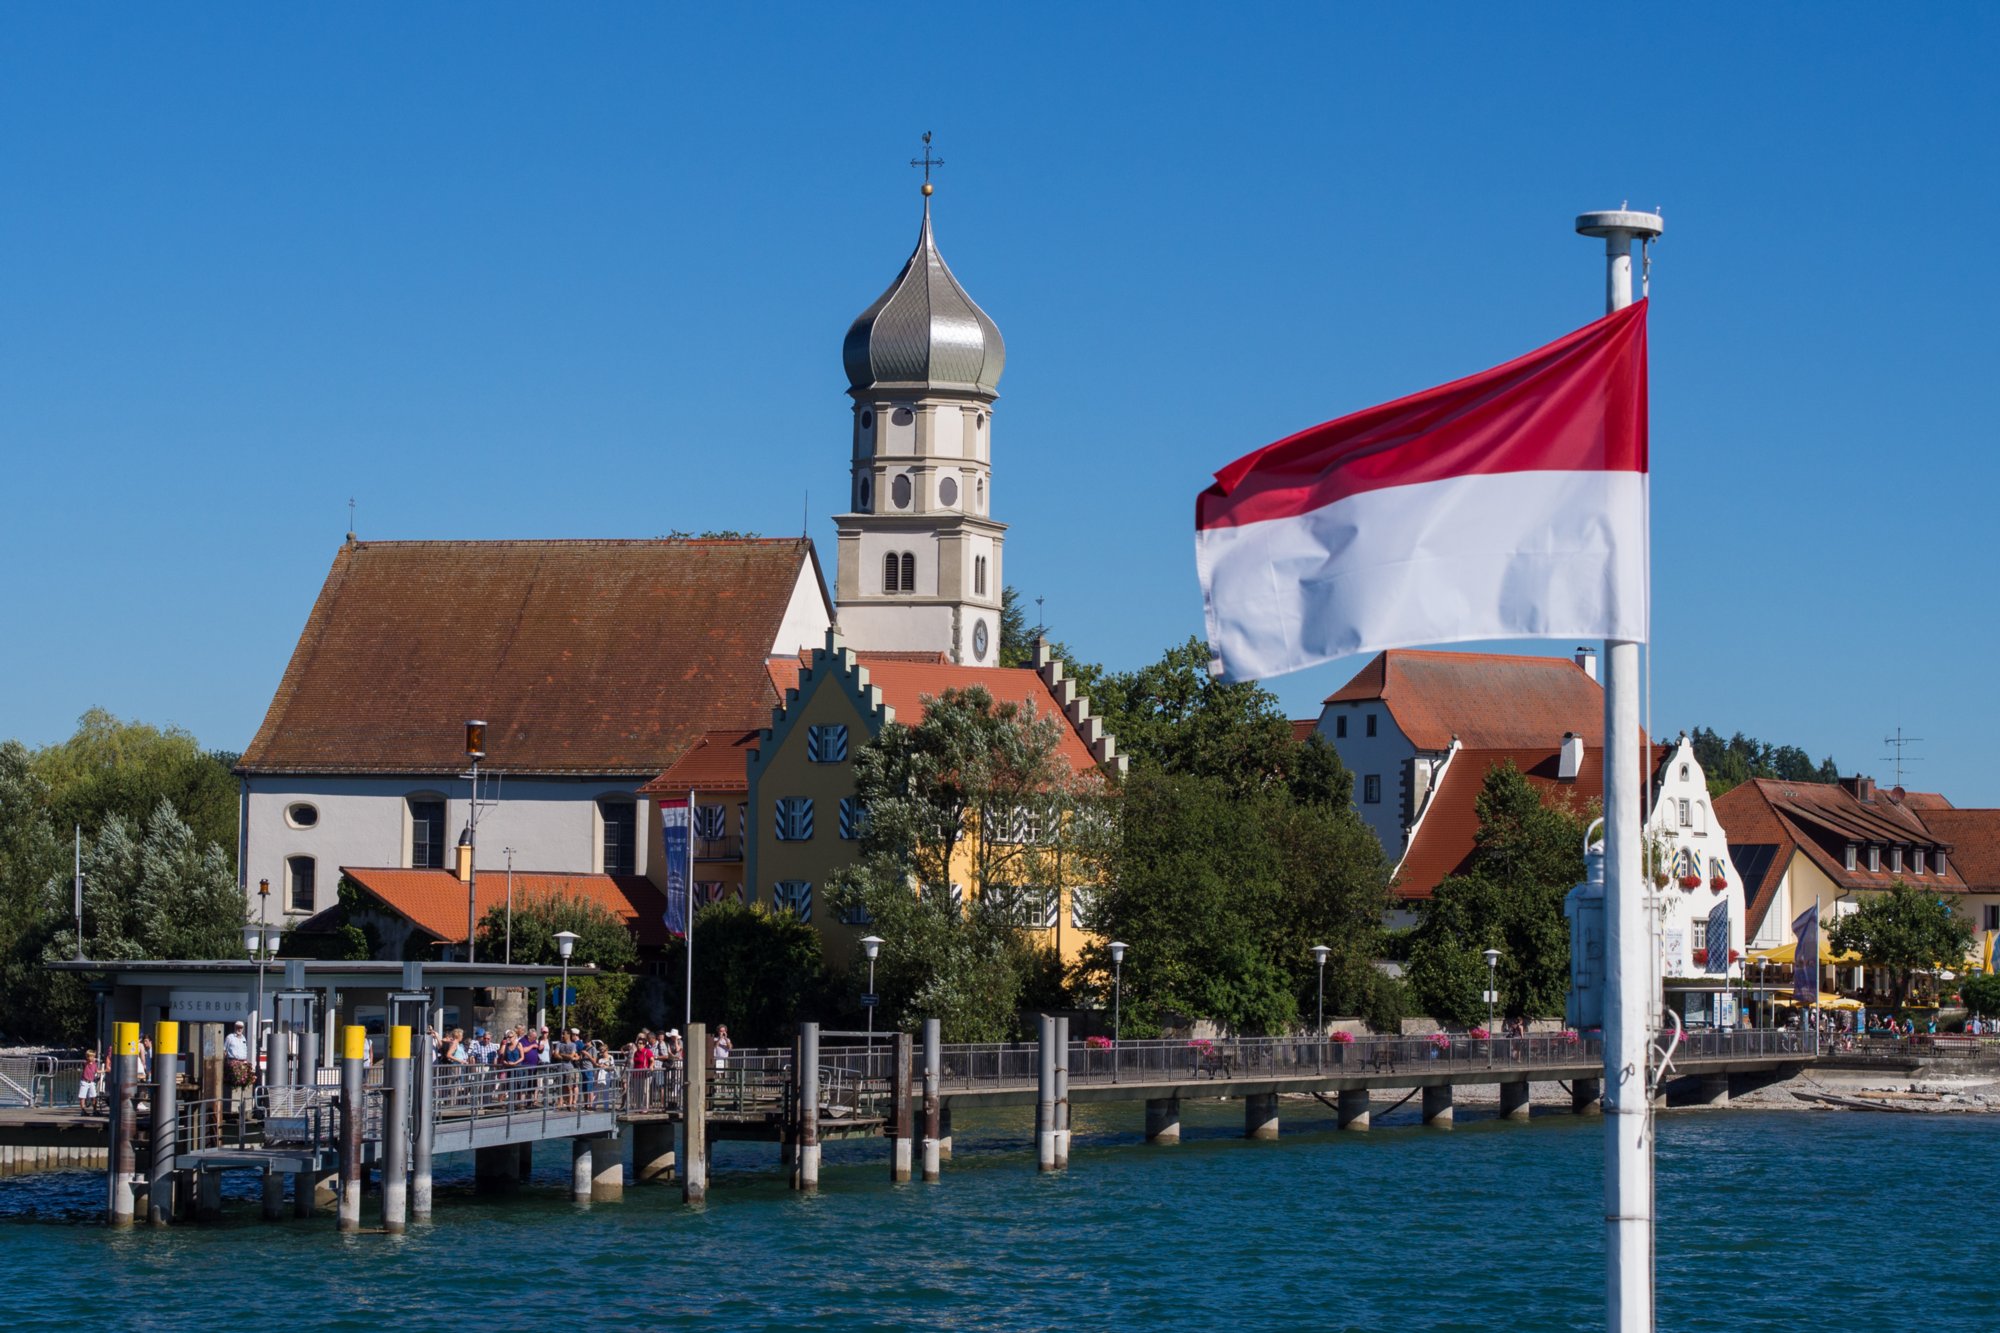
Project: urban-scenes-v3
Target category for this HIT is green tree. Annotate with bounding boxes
[0,742,68,1041]
[479,887,641,1039]
[658,900,826,1047]
[827,685,1113,1041]
[998,585,1033,667]
[1828,880,1973,1011]
[34,708,240,857]
[1958,971,2000,1020]
[1406,761,1591,1025]
[1689,726,1839,798]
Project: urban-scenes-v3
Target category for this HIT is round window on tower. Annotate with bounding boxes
[892,408,914,427]
[892,474,912,509]
[858,476,872,511]
[285,803,319,830]
[939,476,959,508]
[861,410,874,430]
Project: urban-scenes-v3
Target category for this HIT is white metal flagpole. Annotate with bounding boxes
[1576,206,1663,1333]
[684,789,695,1033]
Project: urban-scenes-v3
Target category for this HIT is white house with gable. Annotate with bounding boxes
[1647,734,1747,1024]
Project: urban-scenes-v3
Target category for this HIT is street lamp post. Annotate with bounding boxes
[464,719,486,963]
[1311,943,1330,1070]
[245,879,282,1058]
[861,935,884,1051]
[503,847,517,965]
[1483,947,1501,1068]
[1108,941,1127,1081]
[555,930,579,1036]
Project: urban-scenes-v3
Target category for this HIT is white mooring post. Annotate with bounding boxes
[1575,205,1663,1333]
[1035,1015,1057,1172]
[921,1018,941,1183]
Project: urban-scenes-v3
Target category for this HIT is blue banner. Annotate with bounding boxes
[1705,900,1730,975]
[662,799,690,938]
[1791,903,1819,1004]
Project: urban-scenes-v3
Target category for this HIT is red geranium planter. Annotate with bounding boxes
[1692,948,1708,965]
[1679,874,1702,890]
[1710,876,1727,891]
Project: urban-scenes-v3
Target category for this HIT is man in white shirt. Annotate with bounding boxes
[224,1020,254,1118]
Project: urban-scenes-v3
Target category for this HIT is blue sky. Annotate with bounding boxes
[3,7,1995,800]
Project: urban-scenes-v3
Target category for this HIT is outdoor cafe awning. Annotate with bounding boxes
[1747,941,1863,967]
[1772,992,1864,1011]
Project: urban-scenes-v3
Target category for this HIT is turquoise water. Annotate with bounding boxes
[1,1099,1989,1330]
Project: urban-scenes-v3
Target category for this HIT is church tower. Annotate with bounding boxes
[832,172,1006,665]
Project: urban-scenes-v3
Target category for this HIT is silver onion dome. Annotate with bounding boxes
[843,198,1005,397]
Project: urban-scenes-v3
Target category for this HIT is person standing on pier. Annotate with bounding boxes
[712,1025,732,1071]
[225,1020,255,1119]
[79,1048,100,1115]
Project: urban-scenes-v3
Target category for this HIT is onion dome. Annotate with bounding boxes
[843,197,1005,397]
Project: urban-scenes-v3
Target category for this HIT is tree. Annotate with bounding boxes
[1828,880,1973,1011]
[827,685,1113,1041]
[34,708,240,858]
[1689,727,1839,798]
[998,585,1033,667]
[1406,761,1591,1025]
[0,742,67,1041]
[658,900,826,1047]
[1958,971,2000,1020]
[478,887,641,1038]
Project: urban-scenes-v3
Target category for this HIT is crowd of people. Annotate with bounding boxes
[417,1021,737,1111]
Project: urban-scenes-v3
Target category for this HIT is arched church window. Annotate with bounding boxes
[900,552,916,592]
[883,553,901,593]
[974,556,987,596]
[939,476,959,508]
[977,477,985,512]
[892,474,912,509]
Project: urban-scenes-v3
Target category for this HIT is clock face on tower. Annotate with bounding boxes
[972,619,989,662]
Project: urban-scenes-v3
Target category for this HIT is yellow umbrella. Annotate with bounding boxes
[1747,940,1863,967]
[1772,992,1863,1011]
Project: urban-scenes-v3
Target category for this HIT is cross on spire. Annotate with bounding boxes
[910,131,943,196]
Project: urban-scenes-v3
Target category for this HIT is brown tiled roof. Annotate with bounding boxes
[1718,778,1969,938]
[1392,747,1605,901]
[1915,809,2000,891]
[340,866,672,948]
[1323,649,1603,751]
[239,539,827,776]
[852,654,1103,772]
[1290,719,1319,744]
[639,729,759,796]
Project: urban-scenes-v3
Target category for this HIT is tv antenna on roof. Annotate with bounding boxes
[1882,726,1924,787]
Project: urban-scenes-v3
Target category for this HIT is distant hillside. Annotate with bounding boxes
[1689,726,1838,798]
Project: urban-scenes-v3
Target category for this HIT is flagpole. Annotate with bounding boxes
[1577,206,1663,1333]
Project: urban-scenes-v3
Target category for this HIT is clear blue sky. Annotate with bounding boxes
[3,7,1995,800]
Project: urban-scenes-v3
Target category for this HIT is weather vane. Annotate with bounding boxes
[910,131,943,196]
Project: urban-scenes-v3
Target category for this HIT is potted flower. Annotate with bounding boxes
[1728,949,1742,965]
[1330,1029,1354,1064]
[1710,875,1727,891]
[1428,1031,1451,1059]
[1692,948,1708,966]
[1085,1034,1113,1050]
[1557,1029,1581,1047]
[1679,873,1703,890]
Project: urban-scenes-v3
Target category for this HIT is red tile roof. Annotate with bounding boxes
[1290,719,1319,744]
[1324,649,1603,752]
[638,729,759,796]
[340,866,672,947]
[240,538,826,776]
[1914,808,2000,891]
[849,654,1102,772]
[1392,747,1604,901]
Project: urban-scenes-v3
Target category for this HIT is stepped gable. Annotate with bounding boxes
[239,538,824,776]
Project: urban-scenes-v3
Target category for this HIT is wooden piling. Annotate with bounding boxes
[890,1030,913,1182]
[682,1022,708,1204]
[921,1018,941,1183]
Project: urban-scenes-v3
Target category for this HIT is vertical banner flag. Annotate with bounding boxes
[661,797,690,938]
[1791,903,1819,1005]
[1195,302,1649,682]
[1705,900,1730,976]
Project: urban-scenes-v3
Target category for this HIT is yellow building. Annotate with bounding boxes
[742,632,1124,966]
[638,728,759,911]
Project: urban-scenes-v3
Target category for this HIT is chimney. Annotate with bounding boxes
[1559,731,1584,781]
[1858,775,1875,803]
[1574,646,1597,681]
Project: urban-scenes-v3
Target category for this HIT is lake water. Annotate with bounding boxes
[2,1098,1989,1330]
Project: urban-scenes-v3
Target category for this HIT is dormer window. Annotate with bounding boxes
[1890,848,1904,874]
[1914,849,1927,875]
[1844,844,1857,872]
[1867,845,1881,873]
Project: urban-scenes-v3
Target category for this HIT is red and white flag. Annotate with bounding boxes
[1196,301,1649,682]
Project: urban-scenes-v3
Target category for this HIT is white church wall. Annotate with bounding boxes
[772,558,835,659]
[244,775,647,919]
[835,603,956,655]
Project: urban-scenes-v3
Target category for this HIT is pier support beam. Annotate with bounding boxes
[291,1172,314,1218]
[1695,1074,1731,1106]
[1498,1080,1532,1120]
[938,1102,953,1162]
[890,1029,914,1182]
[794,1022,820,1192]
[633,1122,676,1184]
[1337,1089,1371,1131]
[1053,1016,1070,1170]
[195,1169,222,1223]
[591,1134,624,1202]
[518,1140,533,1184]
[149,1020,180,1226]
[570,1136,594,1204]
[262,1169,285,1221]
[1036,1015,1058,1172]
[337,1025,365,1233]
[1422,1085,1454,1125]
[1144,1097,1181,1144]
[1571,1078,1602,1115]
[682,1022,708,1204]
[474,1145,517,1194]
[921,1018,942,1183]
[1245,1093,1279,1140]
[382,1026,411,1234]
[108,1021,139,1227]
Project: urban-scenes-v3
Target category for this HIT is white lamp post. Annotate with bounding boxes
[1483,947,1502,1067]
[1108,941,1128,1083]
[555,930,580,1036]
[1310,943,1331,1034]
[860,935,884,1050]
